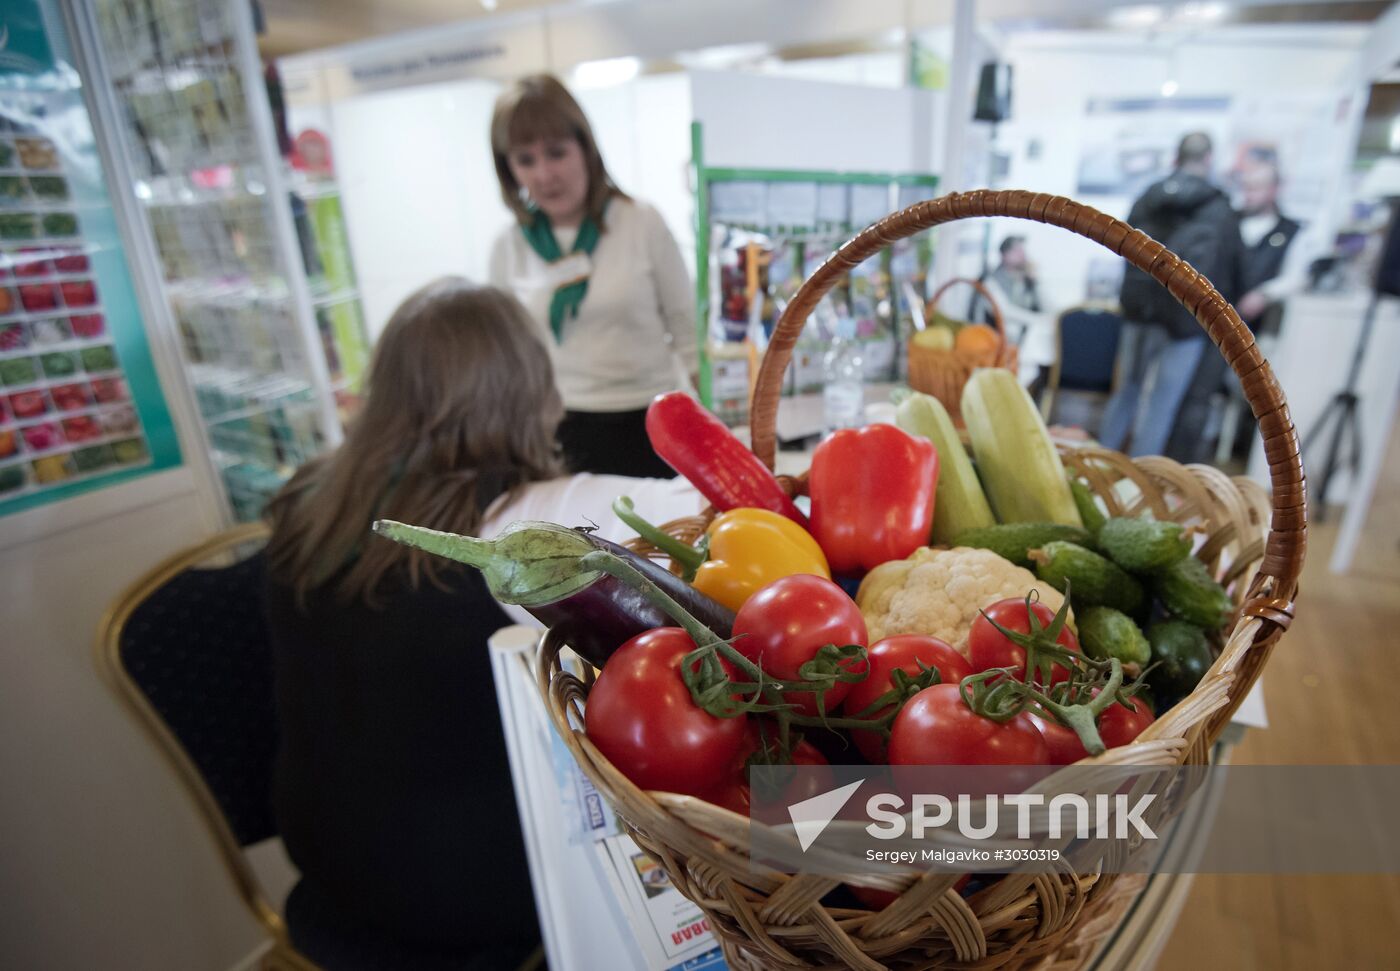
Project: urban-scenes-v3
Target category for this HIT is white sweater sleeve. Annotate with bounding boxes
[480,473,702,627]
[487,228,512,289]
[641,203,700,376]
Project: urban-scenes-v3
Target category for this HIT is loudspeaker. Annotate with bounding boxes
[974,62,1012,123]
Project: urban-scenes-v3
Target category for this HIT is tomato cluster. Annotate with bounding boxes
[587,581,1156,803]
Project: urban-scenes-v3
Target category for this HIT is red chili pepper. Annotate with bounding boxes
[645,392,809,527]
[809,423,938,574]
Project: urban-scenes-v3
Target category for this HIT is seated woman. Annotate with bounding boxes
[263,278,697,969]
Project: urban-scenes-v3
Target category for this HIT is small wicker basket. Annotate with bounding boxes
[538,189,1305,970]
[907,277,1018,423]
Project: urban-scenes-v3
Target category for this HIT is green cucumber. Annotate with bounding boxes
[1029,541,1144,614]
[1068,477,1107,537]
[1146,620,1214,699]
[1154,556,1232,630]
[1098,517,1192,573]
[1077,606,1150,668]
[952,522,1094,568]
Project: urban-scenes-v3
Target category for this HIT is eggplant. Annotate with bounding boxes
[373,519,735,669]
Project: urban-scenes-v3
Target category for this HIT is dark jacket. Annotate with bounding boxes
[267,563,541,968]
[1120,172,1244,339]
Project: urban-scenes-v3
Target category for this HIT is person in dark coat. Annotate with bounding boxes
[1100,131,1245,458]
[1165,161,1311,462]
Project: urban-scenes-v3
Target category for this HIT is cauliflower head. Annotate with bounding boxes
[857,546,1069,655]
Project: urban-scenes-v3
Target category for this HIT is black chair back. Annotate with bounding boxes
[1058,308,1123,393]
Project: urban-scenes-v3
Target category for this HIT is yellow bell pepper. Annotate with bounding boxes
[692,508,830,612]
[613,498,830,613]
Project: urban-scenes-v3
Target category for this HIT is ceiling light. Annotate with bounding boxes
[1107,5,1164,29]
[571,56,641,89]
[1161,79,1179,97]
[1178,3,1228,22]
[481,0,498,10]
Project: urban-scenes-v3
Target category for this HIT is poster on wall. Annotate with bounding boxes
[0,0,181,517]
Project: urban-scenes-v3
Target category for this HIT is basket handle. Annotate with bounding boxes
[925,276,1011,367]
[749,189,1305,616]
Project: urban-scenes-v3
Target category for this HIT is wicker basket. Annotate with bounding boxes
[537,190,1305,970]
[907,277,1018,423]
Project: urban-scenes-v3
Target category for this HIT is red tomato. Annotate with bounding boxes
[585,628,748,798]
[1029,693,1156,765]
[705,724,831,815]
[968,598,1080,686]
[843,635,973,763]
[888,684,1048,766]
[731,574,867,717]
[1099,694,1155,749]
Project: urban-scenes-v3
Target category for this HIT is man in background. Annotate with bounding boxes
[1101,131,1244,458]
[972,235,1054,394]
[1165,160,1313,461]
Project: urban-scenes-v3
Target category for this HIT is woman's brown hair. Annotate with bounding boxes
[265,278,564,606]
[490,73,627,227]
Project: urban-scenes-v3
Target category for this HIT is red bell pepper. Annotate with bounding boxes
[809,423,939,574]
[645,392,808,528]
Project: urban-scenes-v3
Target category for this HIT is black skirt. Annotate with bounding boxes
[557,408,676,479]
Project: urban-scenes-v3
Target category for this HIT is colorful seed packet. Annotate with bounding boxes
[32,453,73,483]
[80,345,117,372]
[72,444,114,472]
[21,421,61,451]
[0,214,37,240]
[39,350,78,379]
[0,176,27,203]
[49,382,90,411]
[41,212,77,237]
[9,389,47,419]
[0,286,15,314]
[28,176,68,200]
[0,463,25,493]
[111,437,148,464]
[100,406,139,435]
[0,429,16,459]
[15,137,58,169]
[13,248,50,277]
[70,313,104,338]
[0,141,13,167]
[0,356,37,385]
[54,249,89,273]
[30,318,72,345]
[60,279,96,307]
[61,415,102,442]
[89,377,127,403]
[18,283,59,312]
[0,322,26,350]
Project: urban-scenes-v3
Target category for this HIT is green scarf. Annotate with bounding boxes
[519,207,603,341]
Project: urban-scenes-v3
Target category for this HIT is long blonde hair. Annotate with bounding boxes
[265,278,564,606]
[490,73,627,227]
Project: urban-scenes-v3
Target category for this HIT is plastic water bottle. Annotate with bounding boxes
[822,314,865,435]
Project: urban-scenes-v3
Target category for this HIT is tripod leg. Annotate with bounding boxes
[1313,397,1354,522]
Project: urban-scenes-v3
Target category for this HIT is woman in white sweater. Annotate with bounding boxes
[488,73,697,478]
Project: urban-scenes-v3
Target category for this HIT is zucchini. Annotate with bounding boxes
[1098,516,1192,573]
[894,390,995,543]
[952,522,1094,568]
[1029,540,1144,614]
[961,368,1082,527]
[1154,556,1232,630]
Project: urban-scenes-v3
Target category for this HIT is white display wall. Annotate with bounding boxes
[966,26,1368,313]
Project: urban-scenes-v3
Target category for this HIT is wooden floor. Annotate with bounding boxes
[1154,422,1400,970]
